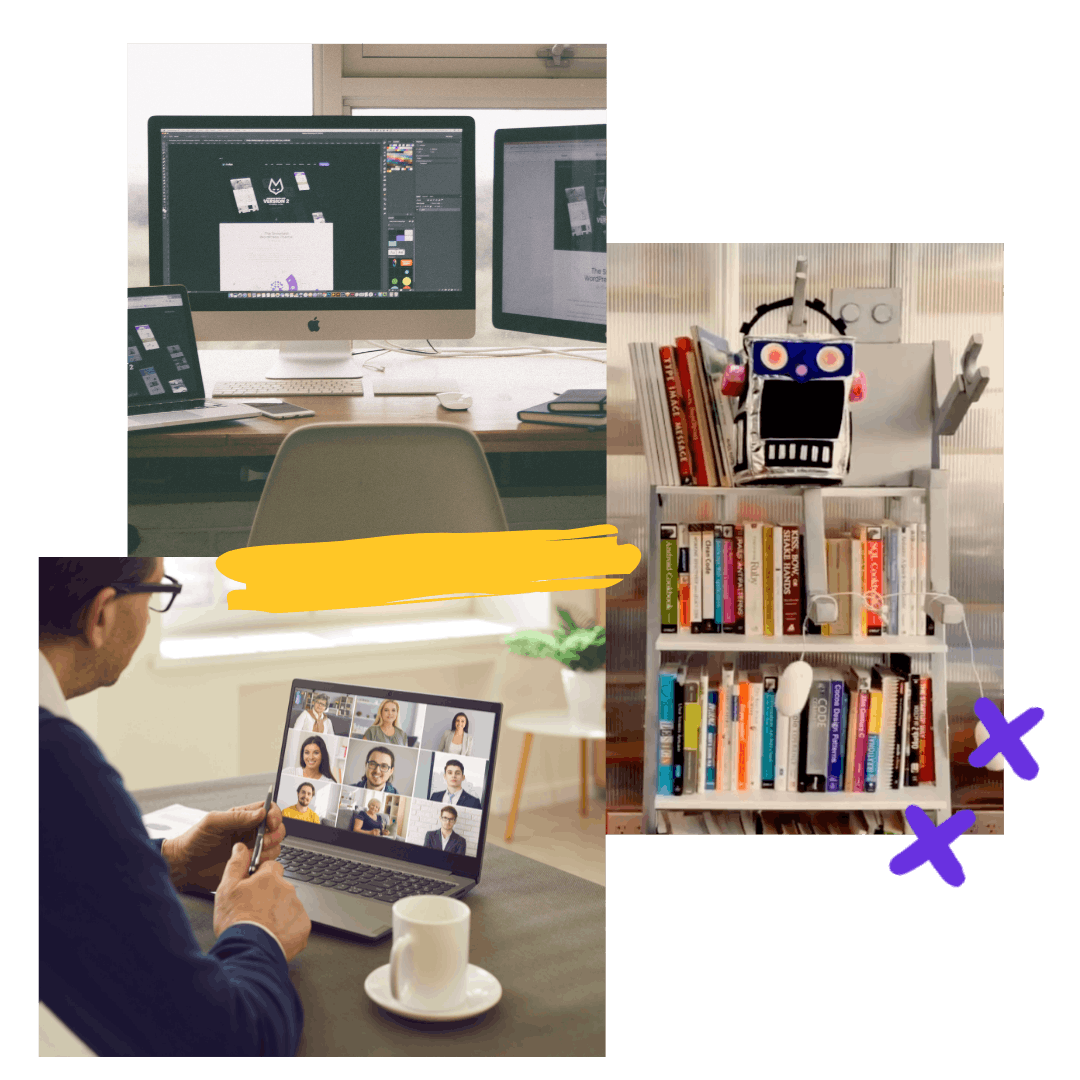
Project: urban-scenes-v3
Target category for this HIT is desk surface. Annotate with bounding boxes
[132,772,605,1057]
[129,349,607,458]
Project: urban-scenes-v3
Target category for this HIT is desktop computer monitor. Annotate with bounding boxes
[147,115,476,378]
[492,124,606,344]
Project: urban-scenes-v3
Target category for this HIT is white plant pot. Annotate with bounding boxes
[560,667,606,732]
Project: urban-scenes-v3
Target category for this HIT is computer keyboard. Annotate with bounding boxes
[277,847,454,902]
[213,379,365,397]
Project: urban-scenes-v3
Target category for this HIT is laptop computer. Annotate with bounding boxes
[128,285,262,430]
[271,679,502,940]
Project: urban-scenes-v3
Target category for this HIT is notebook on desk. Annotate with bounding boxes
[272,679,502,941]
[128,285,262,431]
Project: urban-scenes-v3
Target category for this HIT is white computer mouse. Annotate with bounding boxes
[437,392,472,411]
[776,660,814,717]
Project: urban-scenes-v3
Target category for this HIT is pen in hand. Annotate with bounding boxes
[248,785,275,876]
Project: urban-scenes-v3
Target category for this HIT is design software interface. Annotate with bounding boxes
[157,126,466,300]
[127,292,201,402]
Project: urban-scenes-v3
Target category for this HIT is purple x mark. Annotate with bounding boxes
[890,805,976,887]
[969,698,1042,779]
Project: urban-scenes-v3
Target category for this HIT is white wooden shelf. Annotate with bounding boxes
[655,634,948,654]
[654,485,928,499]
[656,786,948,813]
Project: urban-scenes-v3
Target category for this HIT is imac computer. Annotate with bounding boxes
[492,124,606,344]
[148,115,476,380]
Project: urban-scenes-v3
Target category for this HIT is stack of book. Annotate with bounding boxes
[629,328,735,486]
[657,658,934,797]
[517,388,606,428]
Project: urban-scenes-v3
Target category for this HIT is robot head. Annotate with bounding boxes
[731,334,859,484]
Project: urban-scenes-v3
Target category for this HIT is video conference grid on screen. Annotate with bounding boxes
[127,293,200,402]
[157,126,465,300]
[276,689,496,859]
[501,136,606,327]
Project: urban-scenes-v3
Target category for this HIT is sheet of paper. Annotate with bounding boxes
[141,803,209,839]
[219,222,334,291]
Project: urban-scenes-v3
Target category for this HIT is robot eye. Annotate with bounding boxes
[760,343,788,371]
[816,345,845,373]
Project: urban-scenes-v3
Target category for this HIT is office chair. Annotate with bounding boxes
[247,422,508,546]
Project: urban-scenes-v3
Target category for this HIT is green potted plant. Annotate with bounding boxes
[505,608,605,728]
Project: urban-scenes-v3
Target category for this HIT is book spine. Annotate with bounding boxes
[657,670,675,795]
[684,679,700,796]
[762,673,778,789]
[736,680,750,791]
[886,525,900,636]
[905,525,917,636]
[806,679,831,792]
[657,346,695,485]
[748,675,763,791]
[744,522,764,636]
[853,691,870,792]
[919,523,931,635]
[827,679,845,792]
[797,700,811,793]
[713,526,724,634]
[905,675,920,787]
[721,525,736,632]
[782,525,801,635]
[659,523,678,633]
[865,526,883,635]
[673,675,685,796]
[677,524,690,632]
[920,675,935,783]
[702,526,716,633]
[892,676,906,789]
[763,525,774,637]
[721,666,736,790]
[836,536,852,636]
[687,333,730,487]
[705,689,718,790]
[771,526,783,637]
[675,339,711,486]
[689,524,703,633]
[734,525,746,634]
[677,336,720,487]
[851,539,864,637]
[843,681,860,793]
[786,711,801,792]
[865,688,883,794]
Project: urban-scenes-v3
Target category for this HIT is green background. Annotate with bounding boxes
[16,10,1071,1080]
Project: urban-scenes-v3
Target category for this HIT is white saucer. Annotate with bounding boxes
[364,963,502,1022]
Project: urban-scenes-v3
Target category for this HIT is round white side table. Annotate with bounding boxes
[502,710,606,841]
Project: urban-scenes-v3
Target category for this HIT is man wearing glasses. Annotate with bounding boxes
[39,558,309,1056]
[352,747,399,794]
[423,806,467,855]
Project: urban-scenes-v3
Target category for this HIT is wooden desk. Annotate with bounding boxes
[129,349,607,459]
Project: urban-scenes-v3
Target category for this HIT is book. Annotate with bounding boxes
[771,525,784,637]
[721,662,736,791]
[736,676,751,792]
[786,708,802,792]
[691,324,737,484]
[705,687,719,790]
[848,666,872,793]
[744,522,765,636]
[883,521,901,635]
[516,401,607,427]
[701,526,716,633]
[673,665,687,796]
[850,538,864,637]
[734,525,746,634]
[854,524,884,636]
[748,670,764,791]
[919,675,935,782]
[547,388,606,412]
[918,523,932,636]
[781,525,802,635]
[628,343,669,485]
[763,524,775,637]
[826,674,846,792]
[804,675,832,793]
[866,685,883,793]
[761,664,779,790]
[720,525,736,632]
[713,525,725,635]
[675,337,715,486]
[689,524,703,633]
[678,335,725,487]
[659,524,678,634]
[657,345,694,485]
[657,664,678,795]
[677,525,690,632]
[683,666,702,796]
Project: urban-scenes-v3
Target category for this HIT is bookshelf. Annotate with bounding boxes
[642,480,957,832]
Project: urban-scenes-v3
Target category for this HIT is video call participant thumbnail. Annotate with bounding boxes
[437,711,473,755]
[294,693,331,733]
[281,782,321,823]
[352,746,398,793]
[360,698,409,746]
[351,798,390,836]
[429,759,481,808]
[282,734,341,784]
[423,805,466,854]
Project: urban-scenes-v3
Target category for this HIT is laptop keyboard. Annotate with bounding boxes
[278,847,455,902]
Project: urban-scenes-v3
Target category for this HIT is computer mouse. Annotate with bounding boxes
[437,392,472,411]
[776,660,814,716]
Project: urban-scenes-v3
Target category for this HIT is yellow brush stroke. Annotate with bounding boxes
[217,525,641,613]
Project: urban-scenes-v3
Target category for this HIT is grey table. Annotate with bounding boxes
[133,773,605,1057]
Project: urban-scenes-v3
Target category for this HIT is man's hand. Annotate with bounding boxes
[160,801,286,892]
[214,843,311,962]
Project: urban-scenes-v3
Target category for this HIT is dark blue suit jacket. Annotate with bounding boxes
[428,789,481,809]
[39,707,303,1055]
[423,828,466,855]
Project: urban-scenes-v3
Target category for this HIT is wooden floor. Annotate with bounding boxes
[486,798,605,887]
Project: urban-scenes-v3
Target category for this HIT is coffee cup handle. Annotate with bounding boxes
[389,933,413,1003]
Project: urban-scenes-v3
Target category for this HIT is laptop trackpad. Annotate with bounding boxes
[292,881,392,940]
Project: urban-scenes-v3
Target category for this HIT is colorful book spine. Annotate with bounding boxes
[713,526,724,635]
[850,538,864,637]
[782,525,801,635]
[786,709,801,792]
[736,679,751,791]
[721,662,735,791]
[659,523,678,634]
[919,675,935,782]
[744,522,765,636]
[763,525,774,637]
[677,524,690,632]
[673,668,686,796]
[675,338,711,486]
[705,688,718,790]
[657,666,676,795]
[805,677,831,792]
[761,667,778,789]
[721,525,736,632]
[771,525,784,637]
[865,687,883,793]
[702,526,716,633]
[905,675,920,787]
[657,346,694,485]
[734,525,746,634]
[748,671,764,791]
[893,674,908,789]
[689,524,703,633]
[863,525,883,636]
[826,677,846,792]
[918,523,930,635]
[676,336,720,487]
[852,689,870,792]
[884,522,900,636]
[684,674,701,796]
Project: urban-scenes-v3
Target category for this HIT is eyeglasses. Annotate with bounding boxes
[109,573,183,613]
[367,761,393,773]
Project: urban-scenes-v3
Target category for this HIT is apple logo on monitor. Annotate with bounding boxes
[308,318,320,332]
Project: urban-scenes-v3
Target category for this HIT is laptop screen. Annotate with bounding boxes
[127,286,206,404]
[272,680,501,879]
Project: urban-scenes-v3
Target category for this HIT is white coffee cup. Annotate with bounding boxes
[389,895,470,1011]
